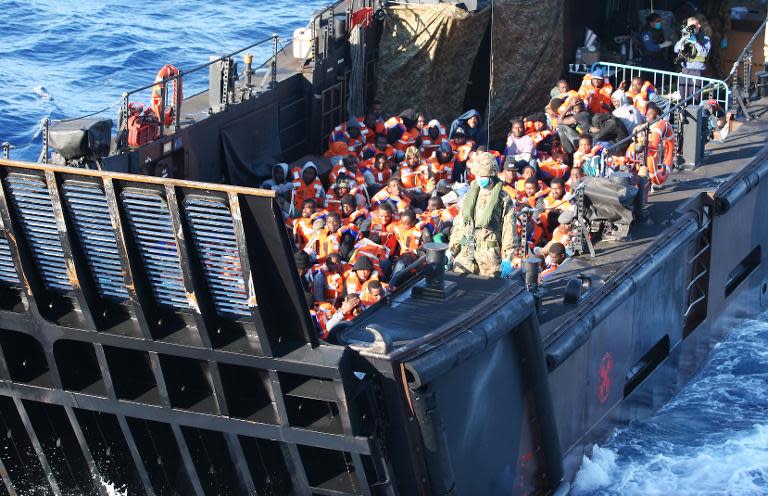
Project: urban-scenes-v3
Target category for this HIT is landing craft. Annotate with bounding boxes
[0,1,766,494]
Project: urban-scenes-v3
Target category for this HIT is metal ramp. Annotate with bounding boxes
[0,159,388,495]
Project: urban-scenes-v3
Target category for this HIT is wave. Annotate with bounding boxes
[573,315,768,495]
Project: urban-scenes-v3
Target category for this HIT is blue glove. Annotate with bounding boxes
[688,35,697,44]
[500,259,513,279]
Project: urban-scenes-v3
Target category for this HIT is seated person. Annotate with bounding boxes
[360,279,387,305]
[292,198,321,249]
[540,242,567,282]
[371,177,412,212]
[369,203,399,255]
[349,233,392,277]
[542,178,572,236]
[312,252,346,305]
[343,256,380,297]
[420,196,455,244]
[291,162,325,214]
[340,195,370,233]
[572,134,603,172]
[505,118,537,165]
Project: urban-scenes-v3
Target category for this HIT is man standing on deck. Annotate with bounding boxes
[675,17,711,101]
[448,152,516,278]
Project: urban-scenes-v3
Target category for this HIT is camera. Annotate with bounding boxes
[675,25,698,65]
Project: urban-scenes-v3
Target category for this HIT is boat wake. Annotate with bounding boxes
[572,315,768,495]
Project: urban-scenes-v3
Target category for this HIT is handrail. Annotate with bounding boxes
[123,35,276,96]
[590,61,725,87]
[587,61,730,111]
[117,34,281,147]
[599,78,721,158]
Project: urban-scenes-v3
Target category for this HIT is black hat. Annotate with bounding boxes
[503,160,517,171]
[340,194,356,207]
[352,257,374,271]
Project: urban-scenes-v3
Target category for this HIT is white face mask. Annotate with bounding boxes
[545,255,553,266]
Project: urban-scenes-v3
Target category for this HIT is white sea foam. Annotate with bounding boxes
[100,477,128,496]
[32,86,52,101]
[573,425,768,495]
[573,314,768,495]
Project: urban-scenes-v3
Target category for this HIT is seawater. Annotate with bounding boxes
[1,2,767,495]
[0,1,325,494]
[573,314,768,495]
[0,0,327,161]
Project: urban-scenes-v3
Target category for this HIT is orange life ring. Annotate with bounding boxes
[647,121,674,186]
[151,64,183,126]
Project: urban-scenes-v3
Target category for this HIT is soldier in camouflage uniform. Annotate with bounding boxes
[449,152,517,277]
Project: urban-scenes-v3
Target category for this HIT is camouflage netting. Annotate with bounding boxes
[487,0,565,143]
[376,0,565,144]
[376,4,490,125]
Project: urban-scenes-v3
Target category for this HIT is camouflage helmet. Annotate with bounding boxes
[473,152,498,177]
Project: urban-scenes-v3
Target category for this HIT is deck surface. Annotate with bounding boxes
[539,103,768,338]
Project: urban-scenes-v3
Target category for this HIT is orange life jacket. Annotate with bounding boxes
[305,227,340,263]
[529,129,553,146]
[451,141,475,162]
[342,208,369,229]
[311,301,337,339]
[551,224,571,247]
[329,165,366,186]
[557,90,582,115]
[628,81,656,114]
[421,123,448,157]
[646,120,674,186]
[330,122,371,155]
[360,280,388,306]
[371,188,411,212]
[538,158,569,180]
[343,269,380,295]
[364,164,392,185]
[395,224,424,255]
[316,266,344,303]
[349,238,391,272]
[292,179,325,211]
[293,215,319,249]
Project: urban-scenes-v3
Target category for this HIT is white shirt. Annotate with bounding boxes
[613,104,645,135]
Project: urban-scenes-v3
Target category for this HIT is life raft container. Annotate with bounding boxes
[151,64,183,126]
[126,103,159,148]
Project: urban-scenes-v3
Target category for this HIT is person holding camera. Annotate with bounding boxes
[674,17,711,101]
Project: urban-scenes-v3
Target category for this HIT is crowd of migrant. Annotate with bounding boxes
[261,73,677,339]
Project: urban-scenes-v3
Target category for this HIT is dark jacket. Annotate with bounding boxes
[591,113,629,149]
[449,109,488,148]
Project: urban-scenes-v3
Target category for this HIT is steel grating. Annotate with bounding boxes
[62,181,129,302]
[121,189,188,310]
[4,173,70,293]
[183,196,250,318]
[0,235,19,286]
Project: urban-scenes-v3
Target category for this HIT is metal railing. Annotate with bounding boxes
[118,34,280,144]
[586,61,730,111]
[29,35,285,164]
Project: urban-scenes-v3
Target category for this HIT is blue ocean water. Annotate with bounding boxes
[0,0,326,161]
[573,314,768,495]
[1,2,767,495]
